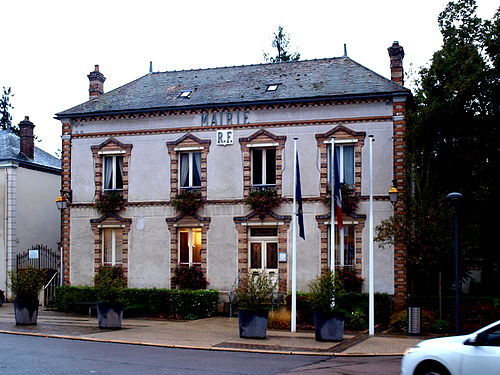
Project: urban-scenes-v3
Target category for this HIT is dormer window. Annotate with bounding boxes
[178,90,192,98]
[266,84,279,92]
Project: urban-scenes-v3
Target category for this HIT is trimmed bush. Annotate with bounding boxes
[55,287,218,320]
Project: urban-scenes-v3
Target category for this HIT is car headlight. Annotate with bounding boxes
[403,346,421,356]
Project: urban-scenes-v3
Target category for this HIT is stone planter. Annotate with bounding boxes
[97,302,123,329]
[313,311,344,341]
[238,309,269,339]
[14,298,39,326]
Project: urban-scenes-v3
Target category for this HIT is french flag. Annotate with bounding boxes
[333,147,343,230]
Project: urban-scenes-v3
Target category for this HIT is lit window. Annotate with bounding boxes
[327,144,354,185]
[178,90,192,98]
[252,148,276,186]
[103,228,123,265]
[179,152,201,189]
[179,228,201,266]
[327,225,355,267]
[266,84,279,92]
[103,155,124,191]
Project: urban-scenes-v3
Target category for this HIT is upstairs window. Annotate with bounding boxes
[252,148,276,187]
[327,144,354,185]
[103,155,124,191]
[179,152,201,189]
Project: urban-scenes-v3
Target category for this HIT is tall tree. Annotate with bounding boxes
[264,25,300,63]
[1,87,19,134]
[377,0,499,297]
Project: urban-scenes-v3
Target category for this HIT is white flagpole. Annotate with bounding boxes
[368,135,375,336]
[291,138,298,332]
[330,137,335,271]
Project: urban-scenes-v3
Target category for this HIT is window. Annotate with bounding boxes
[103,155,124,191]
[179,228,201,266]
[102,228,123,265]
[179,152,201,189]
[327,144,354,185]
[327,225,355,267]
[249,227,278,271]
[252,148,276,186]
[178,90,192,98]
[266,84,279,92]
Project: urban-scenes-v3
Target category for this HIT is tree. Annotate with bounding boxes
[1,87,19,135]
[377,0,499,297]
[263,25,300,63]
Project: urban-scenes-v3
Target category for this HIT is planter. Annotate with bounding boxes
[97,302,123,329]
[238,309,269,339]
[313,311,344,341]
[14,298,39,326]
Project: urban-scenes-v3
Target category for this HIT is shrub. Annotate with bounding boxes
[171,190,205,215]
[337,267,363,292]
[94,266,126,303]
[237,271,276,310]
[308,269,345,315]
[95,191,125,214]
[9,267,47,300]
[268,307,291,329]
[55,286,219,320]
[431,319,451,334]
[172,266,207,289]
[389,309,434,334]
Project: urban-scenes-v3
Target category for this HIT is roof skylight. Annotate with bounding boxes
[178,90,192,98]
[266,84,280,92]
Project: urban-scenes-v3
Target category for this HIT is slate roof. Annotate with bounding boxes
[56,57,410,118]
[0,130,61,172]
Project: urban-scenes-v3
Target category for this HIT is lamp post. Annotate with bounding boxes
[446,192,463,334]
[55,191,71,286]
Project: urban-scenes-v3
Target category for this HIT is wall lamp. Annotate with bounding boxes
[388,181,398,206]
[55,190,72,210]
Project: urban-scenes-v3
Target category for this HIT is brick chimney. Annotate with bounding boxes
[19,116,35,159]
[87,64,106,99]
[387,41,405,86]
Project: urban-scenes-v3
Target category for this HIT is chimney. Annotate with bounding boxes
[19,116,35,159]
[387,41,405,86]
[87,64,106,99]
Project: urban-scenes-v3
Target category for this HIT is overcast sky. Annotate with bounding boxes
[1,0,497,156]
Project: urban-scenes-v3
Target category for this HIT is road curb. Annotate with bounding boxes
[0,329,403,357]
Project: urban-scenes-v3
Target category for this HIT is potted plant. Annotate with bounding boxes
[95,190,125,214]
[94,265,126,329]
[171,190,205,215]
[9,267,47,325]
[236,270,276,339]
[244,189,282,214]
[308,269,346,341]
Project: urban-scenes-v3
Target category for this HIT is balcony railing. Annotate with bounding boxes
[250,184,276,193]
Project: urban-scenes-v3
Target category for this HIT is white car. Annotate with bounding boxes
[401,320,500,375]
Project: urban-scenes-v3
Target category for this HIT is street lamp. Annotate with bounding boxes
[55,191,72,210]
[388,186,398,206]
[446,191,463,334]
[55,190,71,287]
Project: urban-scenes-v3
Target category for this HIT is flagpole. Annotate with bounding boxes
[368,135,375,336]
[291,138,298,333]
[330,137,335,271]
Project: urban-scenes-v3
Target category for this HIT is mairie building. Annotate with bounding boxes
[56,42,410,305]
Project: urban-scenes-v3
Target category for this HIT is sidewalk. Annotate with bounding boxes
[0,304,421,356]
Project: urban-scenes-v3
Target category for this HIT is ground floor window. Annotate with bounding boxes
[327,225,355,267]
[179,227,202,266]
[102,228,123,265]
[249,227,278,272]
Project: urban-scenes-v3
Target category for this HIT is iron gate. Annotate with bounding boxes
[16,244,60,306]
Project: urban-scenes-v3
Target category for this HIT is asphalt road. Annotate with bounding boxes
[0,334,402,375]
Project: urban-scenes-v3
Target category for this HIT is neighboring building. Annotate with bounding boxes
[0,118,61,296]
[56,42,410,304]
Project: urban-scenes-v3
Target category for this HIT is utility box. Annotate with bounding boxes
[408,306,421,335]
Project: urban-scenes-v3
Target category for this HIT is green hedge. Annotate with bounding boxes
[55,287,219,320]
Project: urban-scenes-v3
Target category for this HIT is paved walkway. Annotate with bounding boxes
[0,304,421,356]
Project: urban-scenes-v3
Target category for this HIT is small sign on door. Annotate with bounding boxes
[216,130,233,146]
